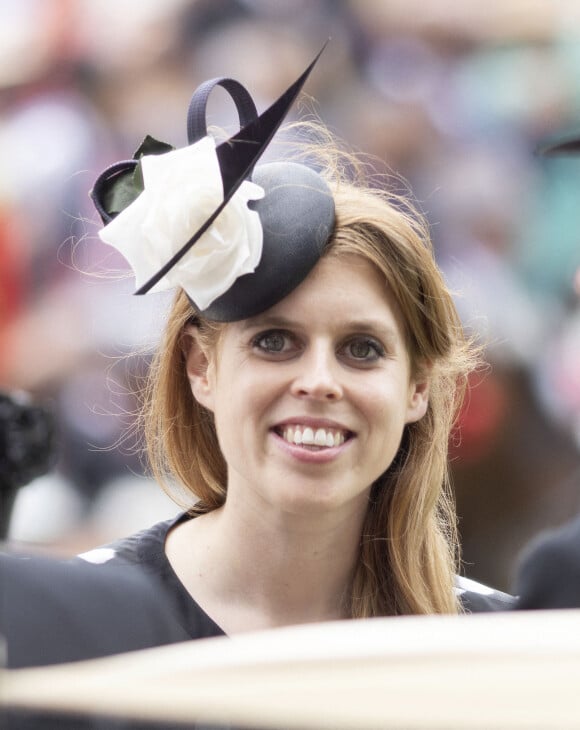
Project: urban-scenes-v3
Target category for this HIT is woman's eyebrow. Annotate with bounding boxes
[241,315,399,341]
[345,319,398,339]
[239,314,296,331]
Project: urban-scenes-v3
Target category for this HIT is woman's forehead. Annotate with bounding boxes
[232,254,406,336]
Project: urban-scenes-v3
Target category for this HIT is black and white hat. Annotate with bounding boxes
[90,46,335,322]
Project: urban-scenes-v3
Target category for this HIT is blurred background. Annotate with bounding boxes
[1,0,579,592]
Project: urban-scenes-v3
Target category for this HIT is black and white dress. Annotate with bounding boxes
[77,511,516,641]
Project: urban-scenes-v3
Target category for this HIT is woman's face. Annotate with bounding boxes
[186,254,429,518]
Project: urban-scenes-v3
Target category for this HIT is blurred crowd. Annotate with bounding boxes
[1,0,579,590]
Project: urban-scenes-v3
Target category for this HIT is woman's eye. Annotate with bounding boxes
[343,337,385,362]
[252,330,294,354]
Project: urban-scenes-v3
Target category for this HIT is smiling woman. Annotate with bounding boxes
[77,51,514,642]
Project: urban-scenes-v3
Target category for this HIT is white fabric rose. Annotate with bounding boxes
[98,136,264,310]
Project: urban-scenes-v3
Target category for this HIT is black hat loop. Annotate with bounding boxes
[187,77,258,146]
[90,80,258,227]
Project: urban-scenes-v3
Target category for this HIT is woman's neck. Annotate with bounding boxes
[165,491,368,634]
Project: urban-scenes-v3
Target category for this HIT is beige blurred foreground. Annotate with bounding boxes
[2,609,580,729]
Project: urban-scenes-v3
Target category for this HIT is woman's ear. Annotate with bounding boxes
[183,324,215,412]
[405,376,430,424]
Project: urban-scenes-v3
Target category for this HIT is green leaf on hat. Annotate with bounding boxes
[103,135,175,216]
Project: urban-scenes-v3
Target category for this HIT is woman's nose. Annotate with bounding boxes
[289,346,343,401]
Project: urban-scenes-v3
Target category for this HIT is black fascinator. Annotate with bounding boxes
[90,46,335,322]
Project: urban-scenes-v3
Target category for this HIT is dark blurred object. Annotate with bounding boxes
[0,553,188,669]
[537,131,580,155]
[0,391,56,539]
[452,368,580,591]
[1,552,190,729]
[515,506,580,610]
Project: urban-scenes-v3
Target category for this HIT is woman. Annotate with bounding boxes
[79,53,515,640]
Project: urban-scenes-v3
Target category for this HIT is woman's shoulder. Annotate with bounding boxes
[455,575,517,613]
[75,511,226,640]
[75,512,189,569]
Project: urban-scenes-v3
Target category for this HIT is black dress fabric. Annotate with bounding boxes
[76,511,517,628]
[75,512,226,640]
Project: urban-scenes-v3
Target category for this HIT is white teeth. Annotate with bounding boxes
[280,425,347,448]
[314,428,327,446]
[302,427,315,445]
